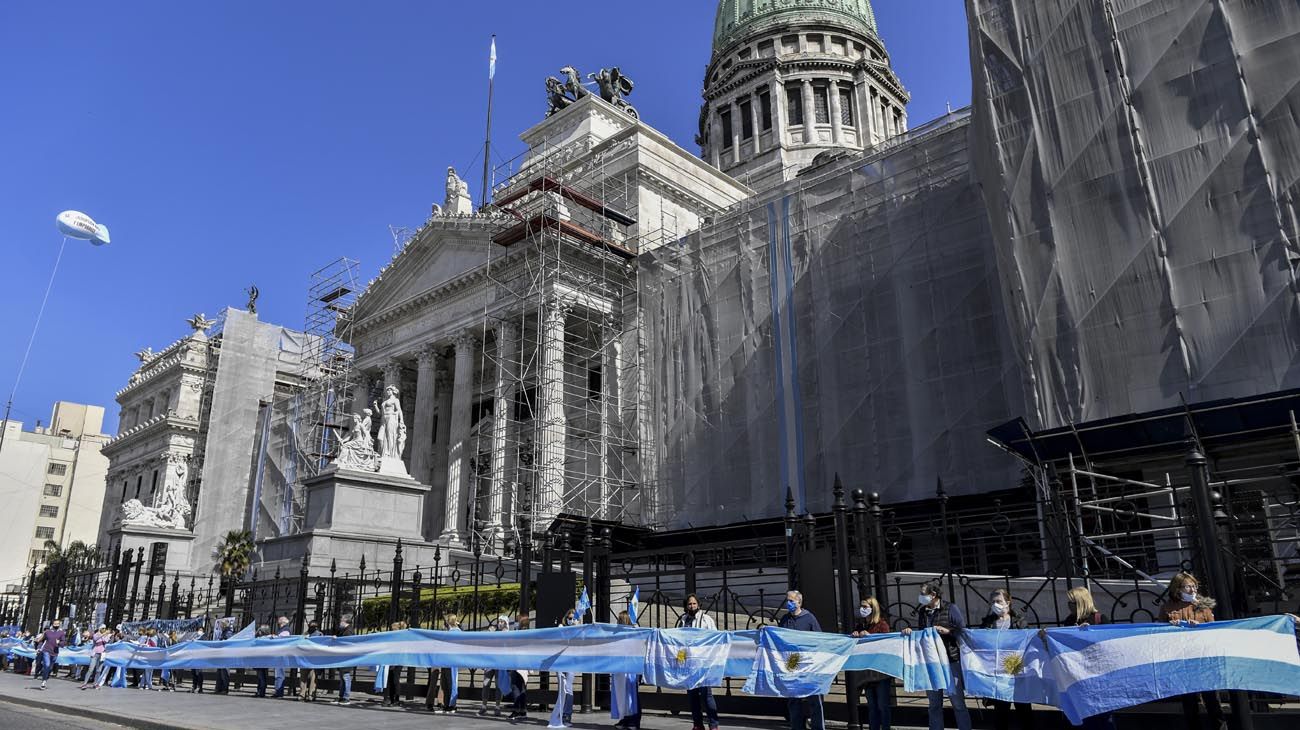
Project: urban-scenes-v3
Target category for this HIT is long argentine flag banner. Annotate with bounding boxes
[961,615,1300,723]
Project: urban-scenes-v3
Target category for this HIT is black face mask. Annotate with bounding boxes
[686,606,698,615]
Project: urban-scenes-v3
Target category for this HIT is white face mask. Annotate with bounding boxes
[992,601,1008,616]
[918,594,933,607]
[1180,591,1197,602]
[858,606,872,618]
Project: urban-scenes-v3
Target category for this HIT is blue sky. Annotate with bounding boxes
[0,1,971,435]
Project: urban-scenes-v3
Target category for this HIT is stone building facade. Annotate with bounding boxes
[97,309,307,575]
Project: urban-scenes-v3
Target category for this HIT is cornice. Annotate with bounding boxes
[705,56,907,102]
[116,354,209,401]
[103,413,203,455]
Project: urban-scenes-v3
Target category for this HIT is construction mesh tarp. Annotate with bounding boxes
[639,114,1026,524]
[968,0,1300,431]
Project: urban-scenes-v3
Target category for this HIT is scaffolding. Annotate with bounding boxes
[258,258,362,537]
[454,134,670,548]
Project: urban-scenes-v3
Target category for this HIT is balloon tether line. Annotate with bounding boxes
[0,235,68,456]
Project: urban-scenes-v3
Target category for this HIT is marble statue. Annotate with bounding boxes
[187,313,216,333]
[589,67,638,118]
[120,455,193,530]
[332,408,378,472]
[374,386,408,476]
[445,167,473,215]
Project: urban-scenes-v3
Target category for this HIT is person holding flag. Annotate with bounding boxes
[549,605,583,728]
[777,591,824,730]
[612,610,641,730]
[676,594,721,730]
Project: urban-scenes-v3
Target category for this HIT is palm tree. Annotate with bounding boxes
[214,530,255,579]
[214,529,255,617]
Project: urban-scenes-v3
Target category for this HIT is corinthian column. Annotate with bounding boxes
[441,330,478,545]
[600,317,622,520]
[488,321,518,547]
[536,299,569,529]
[410,344,439,485]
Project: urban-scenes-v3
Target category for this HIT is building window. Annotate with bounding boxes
[134,475,142,500]
[720,109,733,147]
[759,91,772,131]
[786,85,804,126]
[839,87,854,126]
[813,85,830,124]
[39,505,59,518]
[758,40,775,58]
[781,35,798,54]
[47,463,67,476]
[739,100,754,140]
[806,34,823,53]
[120,480,129,503]
[587,365,603,400]
[738,47,752,60]
[34,526,54,540]
[43,484,62,497]
[30,550,46,565]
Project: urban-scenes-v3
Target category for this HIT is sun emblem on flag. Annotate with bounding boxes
[785,652,803,671]
[675,648,689,664]
[1001,653,1026,676]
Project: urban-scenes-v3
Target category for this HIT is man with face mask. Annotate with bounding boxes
[676,594,719,730]
[776,591,824,730]
[902,582,970,730]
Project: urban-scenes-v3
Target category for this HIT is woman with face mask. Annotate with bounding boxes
[1158,572,1223,730]
[978,590,1035,730]
[849,597,892,730]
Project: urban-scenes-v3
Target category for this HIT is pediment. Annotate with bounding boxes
[354,227,494,320]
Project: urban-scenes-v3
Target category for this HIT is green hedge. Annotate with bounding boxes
[359,583,525,629]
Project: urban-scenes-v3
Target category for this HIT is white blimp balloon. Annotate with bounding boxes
[55,210,111,246]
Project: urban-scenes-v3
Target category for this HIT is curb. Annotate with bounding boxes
[0,689,206,730]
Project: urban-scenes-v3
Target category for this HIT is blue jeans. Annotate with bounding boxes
[689,687,719,728]
[788,695,825,730]
[273,667,286,696]
[256,668,268,696]
[925,663,971,730]
[37,654,54,681]
[339,668,353,700]
[864,679,891,730]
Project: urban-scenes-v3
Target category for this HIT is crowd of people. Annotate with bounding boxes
[0,575,1289,730]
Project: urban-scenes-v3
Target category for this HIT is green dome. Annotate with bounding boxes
[713,0,878,54]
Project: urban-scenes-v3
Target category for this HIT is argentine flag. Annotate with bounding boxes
[843,627,953,692]
[575,586,591,622]
[742,627,857,697]
[628,586,640,625]
[642,627,731,689]
[1042,615,1300,723]
[960,629,1056,705]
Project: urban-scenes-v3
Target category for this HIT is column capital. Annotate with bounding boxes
[452,329,480,350]
[416,343,441,368]
[544,295,574,319]
[382,358,403,380]
[495,320,519,340]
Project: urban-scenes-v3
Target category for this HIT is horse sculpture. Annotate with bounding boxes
[546,65,637,118]
[589,67,638,118]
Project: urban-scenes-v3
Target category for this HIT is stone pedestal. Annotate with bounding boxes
[303,467,430,541]
[107,524,196,574]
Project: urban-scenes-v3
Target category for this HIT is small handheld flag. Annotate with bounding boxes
[575,586,591,622]
[628,586,640,625]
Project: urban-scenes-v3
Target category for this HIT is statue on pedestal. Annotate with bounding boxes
[374,386,408,476]
[332,409,378,472]
[589,67,638,118]
[445,167,473,215]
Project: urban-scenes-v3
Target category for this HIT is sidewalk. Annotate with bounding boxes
[0,671,907,730]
